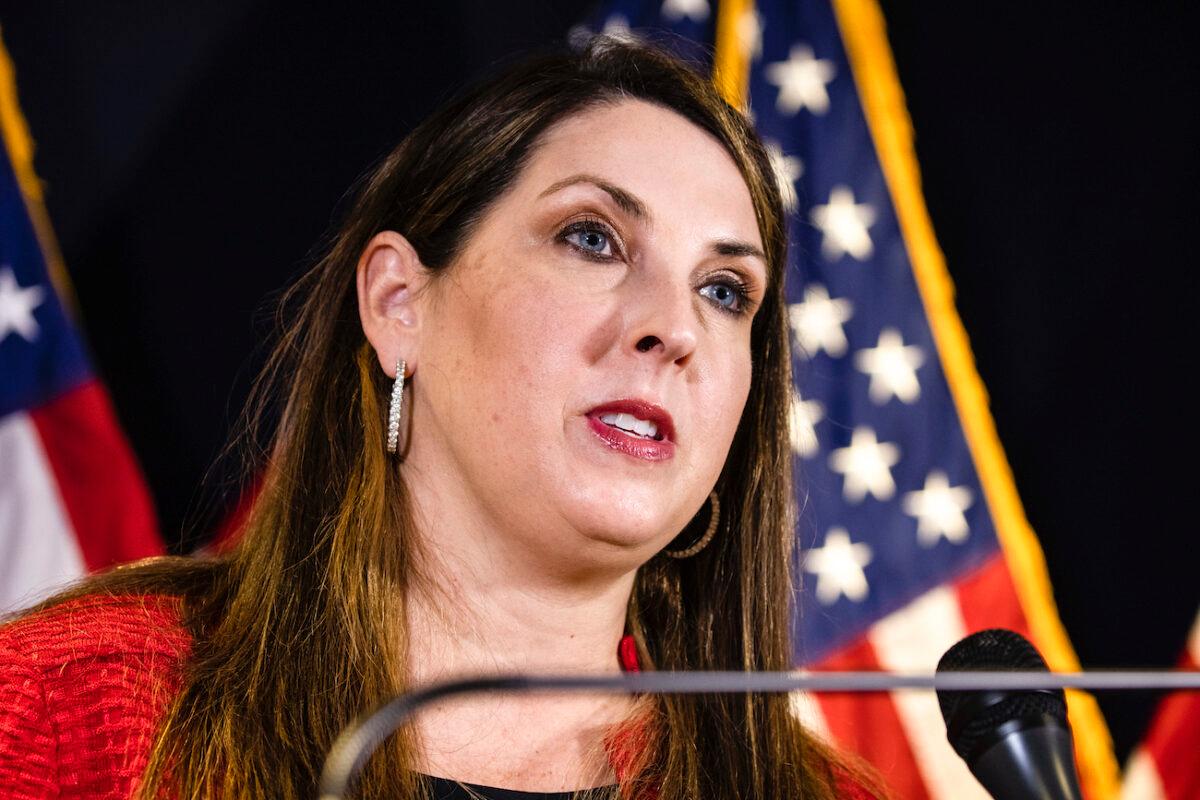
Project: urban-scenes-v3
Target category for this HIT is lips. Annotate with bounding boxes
[586,399,676,462]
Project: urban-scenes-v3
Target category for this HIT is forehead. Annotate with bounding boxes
[513,99,763,247]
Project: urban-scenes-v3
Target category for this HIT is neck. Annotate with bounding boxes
[400,467,640,791]
[399,442,645,681]
[404,500,637,685]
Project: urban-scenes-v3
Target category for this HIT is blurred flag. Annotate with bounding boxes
[1121,609,1200,800]
[575,1,1119,797]
[0,37,161,612]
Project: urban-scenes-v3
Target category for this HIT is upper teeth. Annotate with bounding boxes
[600,412,659,439]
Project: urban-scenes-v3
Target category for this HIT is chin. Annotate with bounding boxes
[567,497,683,553]
[546,456,699,554]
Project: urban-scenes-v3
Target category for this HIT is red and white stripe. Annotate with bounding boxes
[0,407,86,610]
[1,381,160,612]
[797,556,1058,800]
[1121,610,1200,800]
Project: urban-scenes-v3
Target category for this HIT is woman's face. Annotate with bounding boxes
[408,99,767,572]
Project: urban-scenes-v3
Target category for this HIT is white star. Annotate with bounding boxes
[804,527,873,604]
[828,426,900,503]
[764,140,803,213]
[903,471,974,547]
[811,186,876,261]
[854,327,925,404]
[765,44,836,116]
[789,390,824,458]
[737,9,764,61]
[788,284,853,358]
[0,267,45,344]
[661,0,709,23]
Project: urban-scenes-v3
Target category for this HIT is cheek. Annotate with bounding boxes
[700,345,754,467]
[478,256,622,370]
[451,270,591,429]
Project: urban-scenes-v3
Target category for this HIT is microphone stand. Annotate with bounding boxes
[318,669,1200,800]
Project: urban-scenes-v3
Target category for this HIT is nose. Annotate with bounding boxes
[626,275,698,368]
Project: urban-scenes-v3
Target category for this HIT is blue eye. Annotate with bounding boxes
[561,221,616,259]
[700,281,746,313]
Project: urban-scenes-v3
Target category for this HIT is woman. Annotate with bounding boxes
[0,38,877,799]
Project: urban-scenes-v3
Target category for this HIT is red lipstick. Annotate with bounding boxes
[586,399,676,462]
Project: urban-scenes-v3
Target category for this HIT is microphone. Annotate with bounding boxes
[936,629,1083,800]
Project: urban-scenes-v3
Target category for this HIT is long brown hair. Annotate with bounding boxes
[30,38,863,799]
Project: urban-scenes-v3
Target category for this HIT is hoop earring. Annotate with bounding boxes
[664,491,720,559]
[386,358,406,455]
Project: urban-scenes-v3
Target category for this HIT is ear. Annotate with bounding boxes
[356,231,429,378]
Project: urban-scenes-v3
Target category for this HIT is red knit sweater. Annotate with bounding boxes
[0,596,875,800]
[0,595,189,800]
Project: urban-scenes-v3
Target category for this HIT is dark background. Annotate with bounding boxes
[1,1,1195,760]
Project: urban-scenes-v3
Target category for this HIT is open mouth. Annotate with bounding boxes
[596,411,664,441]
[587,399,675,442]
[584,399,676,462]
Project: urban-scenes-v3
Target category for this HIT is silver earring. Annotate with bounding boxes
[386,358,406,455]
[664,491,720,559]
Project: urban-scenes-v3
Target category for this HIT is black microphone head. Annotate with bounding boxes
[935,628,1068,762]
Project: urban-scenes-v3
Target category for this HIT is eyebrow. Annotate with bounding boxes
[713,238,767,263]
[538,173,648,220]
[539,173,768,267]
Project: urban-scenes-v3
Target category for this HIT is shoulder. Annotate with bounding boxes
[1,592,189,660]
[1,593,191,702]
[0,594,191,799]
[2,592,188,655]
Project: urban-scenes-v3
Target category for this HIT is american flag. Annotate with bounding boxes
[1121,608,1200,800]
[578,1,1121,797]
[0,39,160,613]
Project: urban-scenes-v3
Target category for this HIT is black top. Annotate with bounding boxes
[423,775,615,799]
